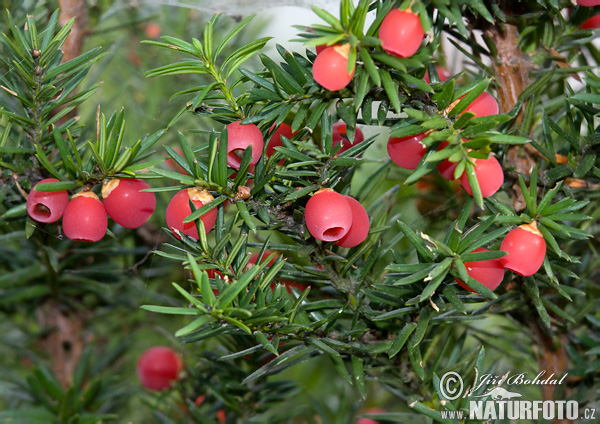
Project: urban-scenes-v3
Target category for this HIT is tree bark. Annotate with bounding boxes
[58,0,88,63]
[485,20,572,424]
[36,301,85,388]
[36,0,89,389]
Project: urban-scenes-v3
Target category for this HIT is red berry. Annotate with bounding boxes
[436,141,460,180]
[62,192,108,242]
[336,196,370,248]
[267,123,295,157]
[165,148,189,175]
[580,15,600,29]
[332,122,365,154]
[578,0,600,6]
[387,132,427,170]
[464,92,499,117]
[500,221,546,276]
[315,44,327,55]
[216,410,226,424]
[312,44,355,91]
[446,92,499,118]
[137,346,182,391]
[455,248,505,293]
[459,156,504,198]
[225,121,264,170]
[424,66,450,84]
[248,251,306,292]
[378,9,424,58]
[305,188,353,242]
[102,178,156,228]
[26,178,69,223]
[356,409,385,424]
[144,23,161,39]
[166,188,217,240]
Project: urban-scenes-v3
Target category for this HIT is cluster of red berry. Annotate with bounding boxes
[26,178,155,241]
[165,120,373,248]
[312,7,425,91]
[388,89,504,198]
[578,0,600,28]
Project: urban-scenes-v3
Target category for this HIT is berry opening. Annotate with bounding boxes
[34,203,51,217]
[323,227,345,240]
[228,148,245,168]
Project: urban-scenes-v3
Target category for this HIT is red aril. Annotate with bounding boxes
[102,178,156,228]
[225,121,264,170]
[500,221,546,276]
[459,156,503,198]
[62,192,108,242]
[315,44,327,55]
[312,44,355,91]
[577,0,600,6]
[137,346,182,391]
[305,188,352,242]
[455,248,505,293]
[464,92,499,117]
[356,409,385,424]
[266,123,295,158]
[436,141,460,180]
[424,66,450,84]
[332,122,365,154]
[378,9,424,58]
[336,196,370,248]
[387,132,427,170]
[165,148,190,175]
[26,178,69,223]
[166,188,217,240]
[580,15,600,29]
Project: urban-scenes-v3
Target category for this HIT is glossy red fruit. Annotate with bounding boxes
[225,121,264,170]
[424,66,450,84]
[249,251,310,293]
[312,44,355,91]
[387,132,427,170]
[305,188,353,242]
[459,156,504,198]
[580,15,600,29]
[26,178,69,223]
[62,192,108,242]
[267,123,295,157]
[315,44,327,55]
[102,178,156,228]
[336,196,370,248]
[464,92,499,117]
[144,23,161,39]
[578,0,600,6]
[455,248,505,293]
[436,141,460,180]
[378,9,424,58]
[332,122,365,154]
[500,221,546,276]
[165,148,189,175]
[166,188,217,240]
[137,346,182,391]
[356,409,385,424]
